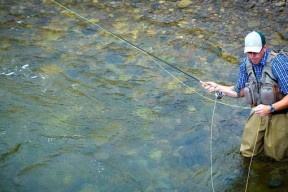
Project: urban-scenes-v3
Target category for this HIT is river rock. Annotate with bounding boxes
[275,2,286,7]
[267,169,284,188]
[177,0,192,8]
[242,2,256,9]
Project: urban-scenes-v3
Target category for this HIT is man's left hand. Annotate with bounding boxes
[253,104,270,117]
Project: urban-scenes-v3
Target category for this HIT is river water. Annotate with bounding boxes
[0,0,287,192]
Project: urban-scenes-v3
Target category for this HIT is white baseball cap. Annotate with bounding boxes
[244,31,266,53]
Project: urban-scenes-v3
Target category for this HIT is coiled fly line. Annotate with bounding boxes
[47,1,255,191]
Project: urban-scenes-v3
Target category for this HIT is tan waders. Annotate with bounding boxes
[240,111,288,161]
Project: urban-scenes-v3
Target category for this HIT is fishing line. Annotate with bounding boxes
[49,0,249,110]
[47,1,253,191]
[244,117,261,192]
[209,97,218,192]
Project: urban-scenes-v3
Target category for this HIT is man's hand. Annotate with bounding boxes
[201,81,218,93]
[253,104,271,117]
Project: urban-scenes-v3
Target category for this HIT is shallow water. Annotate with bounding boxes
[0,0,287,192]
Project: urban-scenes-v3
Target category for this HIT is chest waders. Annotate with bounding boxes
[243,51,284,106]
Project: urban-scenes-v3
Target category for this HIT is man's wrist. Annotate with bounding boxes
[269,104,275,113]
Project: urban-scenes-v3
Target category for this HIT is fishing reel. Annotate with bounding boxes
[215,91,224,99]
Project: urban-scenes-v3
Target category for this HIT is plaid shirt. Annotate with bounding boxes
[236,49,288,94]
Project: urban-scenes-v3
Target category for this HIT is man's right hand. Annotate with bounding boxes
[201,81,219,93]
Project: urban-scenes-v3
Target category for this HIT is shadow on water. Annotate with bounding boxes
[0,0,287,191]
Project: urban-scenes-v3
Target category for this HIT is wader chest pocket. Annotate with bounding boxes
[260,85,275,105]
[244,82,258,106]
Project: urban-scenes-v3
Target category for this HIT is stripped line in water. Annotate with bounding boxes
[244,118,261,192]
[210,97,217,192]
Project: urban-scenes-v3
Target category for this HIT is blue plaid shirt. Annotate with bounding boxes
[236,49,288,94]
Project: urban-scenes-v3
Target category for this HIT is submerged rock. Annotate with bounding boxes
[267,169,285,188]
[177,0,192,8]
[267,164,288,189]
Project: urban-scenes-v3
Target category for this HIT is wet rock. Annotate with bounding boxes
[276,6,284,12]
[270,31,288,46]
[177,0,192,8]
[240,1,256,9]
[275,2,286,7]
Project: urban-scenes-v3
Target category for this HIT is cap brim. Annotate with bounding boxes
[244,46,262,53]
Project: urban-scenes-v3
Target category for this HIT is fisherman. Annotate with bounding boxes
[202,31,288,162]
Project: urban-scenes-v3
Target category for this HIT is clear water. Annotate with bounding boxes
[0,1,287,192]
